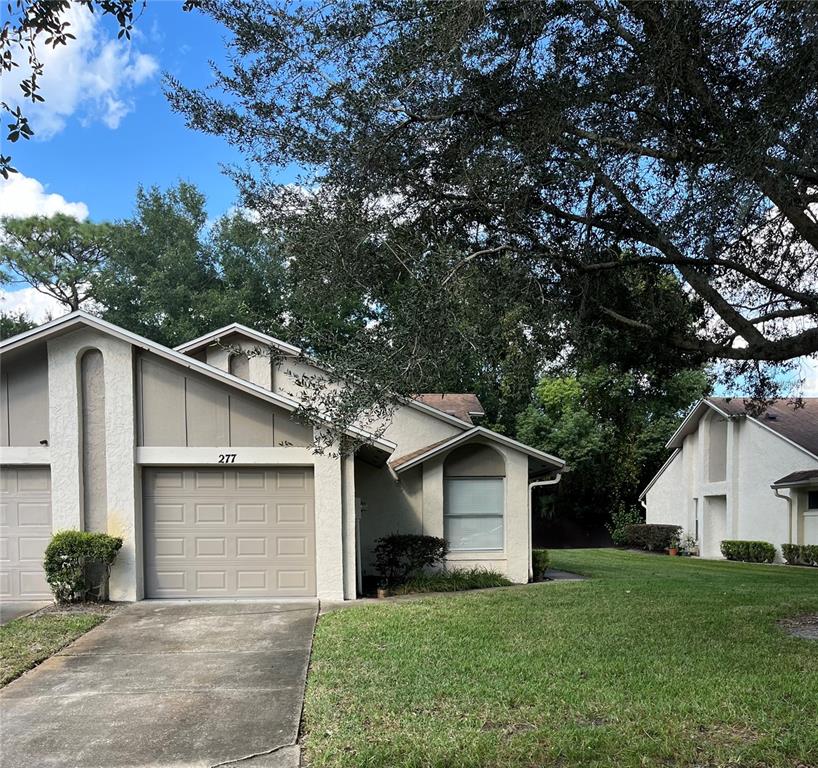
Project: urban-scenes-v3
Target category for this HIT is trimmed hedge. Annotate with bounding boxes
[781,544,818,567]
[43,531,123,603]
[720,540,775,563]
[623,524,682,552]
[373,534,448,586]
[532,549,550,581]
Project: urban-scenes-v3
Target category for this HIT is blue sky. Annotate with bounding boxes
[2,2,263,224]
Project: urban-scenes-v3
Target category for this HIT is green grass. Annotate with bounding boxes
[391,568,512,595]
[0,612,107,686]
[303,549,818,767]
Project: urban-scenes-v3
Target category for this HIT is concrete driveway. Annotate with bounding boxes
[0,600,318,768]
[0,600,51,625]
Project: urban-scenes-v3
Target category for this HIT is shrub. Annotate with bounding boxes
[43,531,123,603]
[782,544,818,567]
[606,505,644,546]
[373,534,448,586]
[532,549,550,581]
[720,540,776,563]
[390,568,512,595]
[623,524,682,552]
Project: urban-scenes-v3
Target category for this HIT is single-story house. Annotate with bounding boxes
[641,397,818,558]
[0,312,564,602]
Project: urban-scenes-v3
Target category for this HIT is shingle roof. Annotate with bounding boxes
[708,397,818,458]
[771,469,818,488]
[413,393,485,425]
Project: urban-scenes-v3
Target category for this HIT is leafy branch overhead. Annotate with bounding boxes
[166,0,818,396]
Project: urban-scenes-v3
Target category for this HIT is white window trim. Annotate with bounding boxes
[444,476,505,552]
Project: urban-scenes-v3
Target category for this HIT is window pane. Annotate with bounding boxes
[445,478,503,516]
[809,490,818,510]
[445,515,503,550]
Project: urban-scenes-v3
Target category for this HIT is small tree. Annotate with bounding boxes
[0,214,113,311]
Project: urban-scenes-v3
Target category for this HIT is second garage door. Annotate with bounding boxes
[143,467,315,598]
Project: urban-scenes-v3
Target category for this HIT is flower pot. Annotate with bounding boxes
[376,587,389,599]
[668,547,678,557]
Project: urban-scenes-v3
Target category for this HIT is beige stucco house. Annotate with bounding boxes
[641,397,818,559]
[0,312,564,602]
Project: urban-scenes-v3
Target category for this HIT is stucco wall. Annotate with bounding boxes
[313,437,345,601]
[645,450,684,526]
[47,327,139,600]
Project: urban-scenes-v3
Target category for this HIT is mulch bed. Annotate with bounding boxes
[778,614,818,640]
[34,602,122,618]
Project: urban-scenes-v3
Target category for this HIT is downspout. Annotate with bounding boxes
[772,487,794,545]
[528,474,562,581]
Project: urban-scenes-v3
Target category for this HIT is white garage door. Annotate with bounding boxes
[143,467,315,598]
[0,467,52,599]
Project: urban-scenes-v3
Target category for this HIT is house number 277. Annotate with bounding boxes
[218,454,237,464]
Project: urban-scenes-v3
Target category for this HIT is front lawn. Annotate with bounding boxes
[0,609,109,686]
[303,550,818,767]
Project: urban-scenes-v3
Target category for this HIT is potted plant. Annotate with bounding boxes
[376,579,389,599]
[680,532,698,557]
[667,531,681,557]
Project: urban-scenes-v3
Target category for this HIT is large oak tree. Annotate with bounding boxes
[167,0,818,404]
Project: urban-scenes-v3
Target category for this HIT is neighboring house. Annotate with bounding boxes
[641,397,818,558]
[0,312,564,602]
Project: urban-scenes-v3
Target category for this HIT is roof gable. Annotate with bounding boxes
[708,397,818,459]
[0,312,396,453]
[177,325,477,431]
[389,426,565,473]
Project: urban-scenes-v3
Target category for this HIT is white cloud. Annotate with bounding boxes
[4,4,159,139]
[0,286,68,323]
[0,173,89,220]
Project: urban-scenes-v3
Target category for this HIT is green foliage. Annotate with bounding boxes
[373,534,448,586]
[43,531,123,603]
[390,568,512,595]
[169,0,818,400]
[720,540,776,564]
[0,310,35,340]
[623,524,682,552]
[781,544,818,567]
[0,214,113,311]
[531,549,550,580]
[606,506,645,546]
[518,367,709,535]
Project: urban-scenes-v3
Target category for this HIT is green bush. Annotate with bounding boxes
[781,543,818,567]
[623,524,682,552]
[373,534,448,586]
[606,505,644,546]
[532,549,550,581]
[720,540,775,563]
[43,531,123,603]
[390,568,512,595]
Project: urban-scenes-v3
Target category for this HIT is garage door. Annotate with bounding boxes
[143,467,315,598]
[0,467,52,599]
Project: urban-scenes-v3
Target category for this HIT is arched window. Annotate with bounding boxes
[443,443,505,551]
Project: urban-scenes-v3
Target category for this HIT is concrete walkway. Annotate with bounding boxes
[0,600,318,768]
